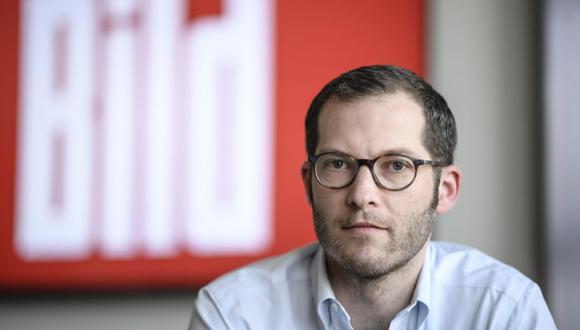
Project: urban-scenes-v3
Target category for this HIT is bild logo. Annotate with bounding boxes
[16,0,274,260]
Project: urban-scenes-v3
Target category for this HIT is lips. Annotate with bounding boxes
[342,222,388,230]
[340,211,389,231]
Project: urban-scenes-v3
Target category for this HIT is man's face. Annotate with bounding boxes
[306,92,437,279]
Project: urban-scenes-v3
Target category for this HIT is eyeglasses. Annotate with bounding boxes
[309,152,448,191]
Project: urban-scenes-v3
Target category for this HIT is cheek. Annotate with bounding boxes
[384,181,434,214]
[312,185,346,214]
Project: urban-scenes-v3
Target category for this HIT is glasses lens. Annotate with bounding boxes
[315,153,356,188]
[374,155,416,190]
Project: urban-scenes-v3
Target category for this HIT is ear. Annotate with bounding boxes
[435,164,462,214]
[301,161,313,207]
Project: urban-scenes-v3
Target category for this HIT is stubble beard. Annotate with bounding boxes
[313,204,435,280]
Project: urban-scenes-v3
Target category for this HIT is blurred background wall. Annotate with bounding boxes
[429,0,541,281]
[543,0,580,329]
[1,0,578,329]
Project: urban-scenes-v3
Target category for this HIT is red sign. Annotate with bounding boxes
[0,0,424,291]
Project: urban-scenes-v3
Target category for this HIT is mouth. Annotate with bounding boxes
[342,222,388,232]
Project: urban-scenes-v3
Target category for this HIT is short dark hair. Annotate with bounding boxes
[305,65,457,165]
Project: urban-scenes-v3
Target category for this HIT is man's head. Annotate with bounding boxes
[306,65,456,166]
[301,65,461,279]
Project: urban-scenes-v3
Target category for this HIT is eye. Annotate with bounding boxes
[324,158,346,170]
[378,157,413,174]
[389,160,406,172]
[318,154,352,172]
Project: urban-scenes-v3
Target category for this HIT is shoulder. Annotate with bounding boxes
[204,243,318,298]
[429,241,532,301]
[427,241,556,329]
[191,243,320,329]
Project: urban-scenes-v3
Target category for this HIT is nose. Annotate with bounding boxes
[346,165,380,209]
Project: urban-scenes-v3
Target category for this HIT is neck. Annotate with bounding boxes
[326,241,429,329]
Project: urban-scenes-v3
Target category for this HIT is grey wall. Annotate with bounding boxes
[544,0,580,328]
[0,293,195,330]
[429,0,541,282]
[0,1,545,329]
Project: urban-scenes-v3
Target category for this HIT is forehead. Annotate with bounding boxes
[316,92,428,158]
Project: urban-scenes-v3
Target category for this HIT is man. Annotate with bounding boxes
[189,65,556,329]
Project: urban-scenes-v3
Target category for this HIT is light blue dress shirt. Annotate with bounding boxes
[190,241,556,329]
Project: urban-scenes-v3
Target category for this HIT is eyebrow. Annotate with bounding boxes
[316,147,423,159]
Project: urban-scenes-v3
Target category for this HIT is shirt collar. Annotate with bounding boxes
[407,242,432,324]
[310,245,342,328]
[310,242,433,327]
